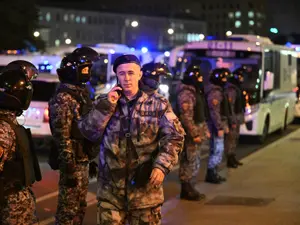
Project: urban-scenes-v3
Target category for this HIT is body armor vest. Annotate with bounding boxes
[0,117,42,189]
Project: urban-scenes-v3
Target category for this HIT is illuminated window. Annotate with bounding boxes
[235,11,241,18]
[46,12,51,22]
[70,14,75,21]
[249,20,255,26]
[228,12,234,19]
[235,20,242,28]
[76,16,80,23]
[81,17,86,23]
[63,14,68,22]
[248,11,254,18]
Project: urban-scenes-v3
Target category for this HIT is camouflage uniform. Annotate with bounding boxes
[0,110,37,225]
[176,83,209,183]
[205,83,229,169]
[78,91,184,225]
[224,82,238,155]
[49,83,90,225]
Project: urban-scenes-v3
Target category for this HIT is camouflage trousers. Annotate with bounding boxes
[208,134,224,169]
[97,201,161,225]
[224,125,240,155]
[55,163,89,225]
[179,140,201,183]
[0,187,37,225]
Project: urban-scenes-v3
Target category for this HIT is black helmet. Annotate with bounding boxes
[57,47,99,84]
[0,60,38,112]
[209,68,230,86]
[182,64,202,86]
[140,62,172,91]
[229,67,246,86]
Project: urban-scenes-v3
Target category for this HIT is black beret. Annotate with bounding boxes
[113,54,141,73]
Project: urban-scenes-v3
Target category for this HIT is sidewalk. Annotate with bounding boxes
[162,128,300,225]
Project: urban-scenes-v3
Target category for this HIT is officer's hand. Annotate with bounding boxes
[108,86,122,104]
[150,168,165,187]
[193,136,202,143]
[205,131,211,139]
[218,130,224,137]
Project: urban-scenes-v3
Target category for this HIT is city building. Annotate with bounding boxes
[37,6,206,50]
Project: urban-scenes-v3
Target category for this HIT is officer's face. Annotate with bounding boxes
[81,66,89,74]
[198,75,203,82]
[117,63,142,93]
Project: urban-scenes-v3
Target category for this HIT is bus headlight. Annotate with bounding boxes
[159,84,169,93]
[245,104,259,115]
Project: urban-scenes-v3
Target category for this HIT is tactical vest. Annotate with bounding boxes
[194,89,209,123]
[0,117,42,190]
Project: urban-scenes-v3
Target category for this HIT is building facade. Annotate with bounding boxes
[188,0,268,38]
[38,6,207,50]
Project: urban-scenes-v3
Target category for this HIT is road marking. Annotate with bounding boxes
[36,192,97,225]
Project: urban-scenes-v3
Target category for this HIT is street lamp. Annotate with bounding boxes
[33,31,40,37]
[131,21,139,27]
[65,38,72,45]
[122,20,139,44]
[168,28,174,35]
[226,30,233,36]
[199,34,205,40]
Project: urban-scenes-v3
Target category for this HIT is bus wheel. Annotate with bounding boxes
[258,117,269,144]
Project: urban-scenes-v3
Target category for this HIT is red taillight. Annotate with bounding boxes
[43,108,49,123]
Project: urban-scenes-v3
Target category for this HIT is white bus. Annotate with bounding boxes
[170,34,297,143]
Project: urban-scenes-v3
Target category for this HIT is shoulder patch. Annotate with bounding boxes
[212,99,219,106]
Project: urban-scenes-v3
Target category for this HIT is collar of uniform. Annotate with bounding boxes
[0,109,17,122]
[119,90,144,105]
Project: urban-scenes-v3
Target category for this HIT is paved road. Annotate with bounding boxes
[33,123,300,224]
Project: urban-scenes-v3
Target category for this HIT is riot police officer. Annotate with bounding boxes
[176,64,210,200]
[48,47,99,225]
[140,62,172,96]
[205,68,232,184]
[225,67,246,168]
[0,60,42,224]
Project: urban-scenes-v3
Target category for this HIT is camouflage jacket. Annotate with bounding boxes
[176,83,209,141]
[78,91,185,209]
[205,83,229,132]
[0,110,20,190]
[48,83,89,170]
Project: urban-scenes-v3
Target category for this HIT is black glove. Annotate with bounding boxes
[89,161,98,178]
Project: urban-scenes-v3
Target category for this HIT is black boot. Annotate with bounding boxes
[205,169,222,184]
[227,154,238,168]
[233,154,243,166]
[180,182,206,201]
